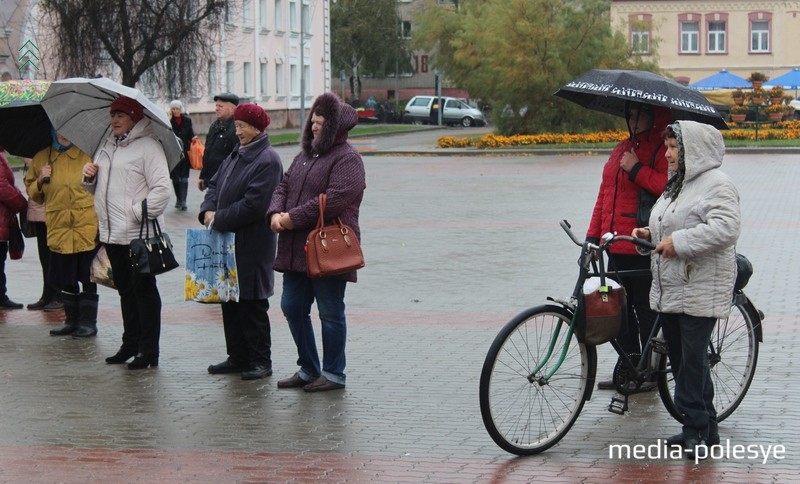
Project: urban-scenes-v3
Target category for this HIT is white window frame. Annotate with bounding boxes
[208,61,217,97]
[680,21,699,53]
[275,0,284,31]
[751,20,769,52]
[275,63,284,96]
[243,62,253,96]
[259,0,268,29]
[226,61,235,92]
[707,21,726,53]
[260,62,268,98]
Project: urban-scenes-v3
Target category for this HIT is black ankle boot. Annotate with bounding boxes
[106,347,138,364]
[128,353,159,370]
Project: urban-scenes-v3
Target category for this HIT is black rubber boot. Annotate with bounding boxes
[72,293,99,338]
[49,292,80,336]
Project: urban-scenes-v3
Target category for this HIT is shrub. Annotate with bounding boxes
[747,71,769,82]
[730,105,748,114]
[769,86,784,98]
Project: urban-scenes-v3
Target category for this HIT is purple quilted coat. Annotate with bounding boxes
[267,93,366,282]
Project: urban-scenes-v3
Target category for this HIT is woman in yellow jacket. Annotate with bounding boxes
[24,131,100,337]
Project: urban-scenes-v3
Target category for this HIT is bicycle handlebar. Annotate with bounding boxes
[602,233,657,251]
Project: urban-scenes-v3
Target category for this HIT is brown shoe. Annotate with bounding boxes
[303,376,345,392]
[277,372,311,389]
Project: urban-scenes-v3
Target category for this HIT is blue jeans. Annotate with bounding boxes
[280,271,348,385]
[661,313,718,441]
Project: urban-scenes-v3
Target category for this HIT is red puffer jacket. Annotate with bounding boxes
[0,152,28,242]
[586,106,671,255]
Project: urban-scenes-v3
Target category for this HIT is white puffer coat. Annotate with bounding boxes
[648,120,740,319]
[86,118,172,245]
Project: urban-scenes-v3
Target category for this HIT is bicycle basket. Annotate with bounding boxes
[575,277,627,346]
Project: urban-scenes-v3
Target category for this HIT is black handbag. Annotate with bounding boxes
[129,200,179,275]
[19,210,36,238]
[636,149,660,227]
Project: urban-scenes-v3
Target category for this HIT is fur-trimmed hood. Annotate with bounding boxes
[301,92,358,156]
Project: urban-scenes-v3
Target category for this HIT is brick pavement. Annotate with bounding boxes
[0,142,797,482]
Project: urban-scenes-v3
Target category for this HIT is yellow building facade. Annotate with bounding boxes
[610,0,800,85]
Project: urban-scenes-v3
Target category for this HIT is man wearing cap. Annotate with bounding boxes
[199,92,239,191]
[82,96,172,370]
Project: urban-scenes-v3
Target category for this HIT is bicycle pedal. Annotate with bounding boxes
[651,337,669,355]
[608,394,629,415]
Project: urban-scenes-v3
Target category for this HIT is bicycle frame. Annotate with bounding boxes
[528,221,656,385]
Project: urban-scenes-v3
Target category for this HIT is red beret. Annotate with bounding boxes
[233,103,271,132]
[110,96,145,123]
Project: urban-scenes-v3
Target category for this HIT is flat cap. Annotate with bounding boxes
[213,92,239,105]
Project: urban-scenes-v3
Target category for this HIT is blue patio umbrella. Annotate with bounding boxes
[690,69,750,91]
[764,68,800,91]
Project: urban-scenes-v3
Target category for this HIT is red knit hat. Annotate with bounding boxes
[233,103,271,131]
[110,96,145,123]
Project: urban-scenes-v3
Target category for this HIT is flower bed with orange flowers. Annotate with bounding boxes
[438,122,800,148]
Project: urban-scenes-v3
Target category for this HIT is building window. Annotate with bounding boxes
[631,27,650,54]
[243,62,252,95]
[243,0,252,27]
[301,2,310,33]
[226,61,235,92]
[275,63,284,95]
[400,20,411,39]
[259,0,268,29]
[680,21,699,53]
[260,62,268,97]
[751,20,769,52]
[628,15,652,54]
[207,61,217,97]
[290,63,298,95]
[707,20,726,53]
[289,0,297,32]
[275,0,283,31]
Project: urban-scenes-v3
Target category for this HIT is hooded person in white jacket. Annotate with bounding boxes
[633,120,741,456]
[82,96,172,370]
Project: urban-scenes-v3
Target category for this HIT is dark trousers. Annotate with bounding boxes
[661,312,718,441]
[0,241,7,300]
[608,254,657,354]
[33,222,57,302]
[105,244,162,356]
[221,299,271,368]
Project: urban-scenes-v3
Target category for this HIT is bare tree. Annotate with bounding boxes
[39,0,226,94]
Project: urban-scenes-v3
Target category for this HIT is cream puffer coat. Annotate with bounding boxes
[647,120,741,319]
[85,119,172,245]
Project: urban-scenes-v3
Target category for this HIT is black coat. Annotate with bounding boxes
[199,134,283,300]
[200,117,238,184]
[170,114,194,178]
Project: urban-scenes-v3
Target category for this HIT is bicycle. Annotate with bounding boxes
[478,220,763,456]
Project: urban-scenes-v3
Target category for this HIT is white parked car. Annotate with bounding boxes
[404,96,486,127]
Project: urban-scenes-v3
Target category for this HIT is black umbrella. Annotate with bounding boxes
[0,103,52,158]
[554,69,729,130]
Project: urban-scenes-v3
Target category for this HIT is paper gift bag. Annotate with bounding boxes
[185,228,238,303]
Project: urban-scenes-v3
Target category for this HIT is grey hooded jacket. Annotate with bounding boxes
[648,120,741,319]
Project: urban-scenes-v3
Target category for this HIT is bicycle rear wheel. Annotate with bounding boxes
[479,305,595,455]
[658,296,760,423]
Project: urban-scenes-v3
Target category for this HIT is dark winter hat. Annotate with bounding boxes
[109,96,145,123]
[233,103,271,132]
[214,92,240,106]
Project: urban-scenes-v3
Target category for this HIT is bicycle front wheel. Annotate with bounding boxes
[479,305,595,455]
[658,297,761,423]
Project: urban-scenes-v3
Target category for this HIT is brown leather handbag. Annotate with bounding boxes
[576,277,627,346]
[305,193,365,278]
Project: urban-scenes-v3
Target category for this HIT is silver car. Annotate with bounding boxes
[404,96,486,127]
